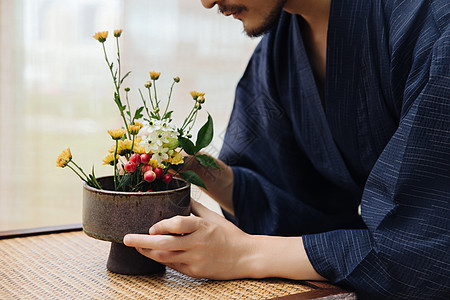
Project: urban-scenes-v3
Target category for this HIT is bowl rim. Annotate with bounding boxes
[83,175,190,195]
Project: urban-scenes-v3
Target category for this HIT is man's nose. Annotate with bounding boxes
[200,0,217,9]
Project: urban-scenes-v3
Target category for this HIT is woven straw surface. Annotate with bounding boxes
[0,231,313,299]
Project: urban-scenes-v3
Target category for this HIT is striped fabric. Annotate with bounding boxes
[219,0,450,298]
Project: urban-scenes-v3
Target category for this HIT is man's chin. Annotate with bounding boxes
[243,23,274,38]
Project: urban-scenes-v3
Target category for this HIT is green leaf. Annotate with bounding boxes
[133,107,144,122]
[195,154,220,169]
[117,174,132,192]
[178,136,196,155]
[195,113,213,152]
[180,171,206,189]
[88,166,102,189]
[120,71,132,84]
[163,111,173,119]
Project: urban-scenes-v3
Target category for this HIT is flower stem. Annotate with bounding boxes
[139,88,152,119]
[113,140,118,190]
[163,81,176,118]
[102,42,130,139]
[116,37,121,88]
[67,163,88,183]
[125,90,132,124]
[153,80,161,119]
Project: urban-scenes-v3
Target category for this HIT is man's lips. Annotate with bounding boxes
[222,10,242,19]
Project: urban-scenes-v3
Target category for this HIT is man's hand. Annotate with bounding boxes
[124,200,325,281]
[123,200,250,279]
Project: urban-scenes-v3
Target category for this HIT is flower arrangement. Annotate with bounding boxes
[56,29,219,192]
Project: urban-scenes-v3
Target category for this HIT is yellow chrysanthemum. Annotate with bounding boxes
[133,138,146,154]
[149,159,164,169]
[150,71,161,80]
[93,31,108,43]
[113,29,123,37]
[169,152,184,165]
[56,148,72,168]
[108,129,127,140]
[128,122,143,135]
[103,153,119,166]
[190,91,205,100]
[118,139,133,155]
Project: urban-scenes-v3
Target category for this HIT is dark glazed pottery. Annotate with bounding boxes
[82,176,191,275]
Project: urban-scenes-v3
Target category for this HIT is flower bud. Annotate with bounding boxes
[124,87,130,92]
[197,96,205,104]
[162,138,179,150]
[195,103,202,110]
[187,134,192,138]
[93,31,108,43]
[150,71,161,80]
[145,81,152,88]
[113,29,123,37]
[173,76,180,83]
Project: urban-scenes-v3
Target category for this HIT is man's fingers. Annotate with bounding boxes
[191,199,215,217]
[136,248,186,264]
[150,215,200,235]
[124,234,186,251]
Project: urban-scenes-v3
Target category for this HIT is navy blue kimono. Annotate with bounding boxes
[219,0,450,298]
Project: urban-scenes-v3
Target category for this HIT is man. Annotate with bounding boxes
[125,0,450,298]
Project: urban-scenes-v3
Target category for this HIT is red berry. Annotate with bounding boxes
[140,153,151,164]
[129,153,141,166]
[124,161,137,173]
[153,167,163,179]
[144,170,156,182]
[163,174,173,184]
[146,189,154,192]
[141,164,153,173]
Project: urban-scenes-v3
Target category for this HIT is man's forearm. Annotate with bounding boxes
[187,155,234,214]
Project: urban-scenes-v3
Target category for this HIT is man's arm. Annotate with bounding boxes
[124,200,325,280]
[184,154,235,214]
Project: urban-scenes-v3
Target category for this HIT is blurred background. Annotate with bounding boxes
[0,0,259,230]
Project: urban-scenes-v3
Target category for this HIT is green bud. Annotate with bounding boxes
[167,150,174,156]
[173,76,180,83]
[124,87,130,92]
[197,96,205,104]
[187,134,192,138]
[144,81,152,88]
[163,138,179,150]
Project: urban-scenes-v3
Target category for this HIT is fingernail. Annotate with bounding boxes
[149,227,155,235]
[123,235,131,245]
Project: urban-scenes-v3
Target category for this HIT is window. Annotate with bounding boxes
[0,0,259,230]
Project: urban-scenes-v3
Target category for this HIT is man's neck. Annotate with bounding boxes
[284,0,331,103]
[283,0,331,29]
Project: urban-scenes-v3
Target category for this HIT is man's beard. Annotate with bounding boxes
[218,0,287,38]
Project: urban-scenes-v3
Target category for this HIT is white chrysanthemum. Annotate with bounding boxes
[140,119,179,155]
[152,148,169,163]
[140,135,160,153]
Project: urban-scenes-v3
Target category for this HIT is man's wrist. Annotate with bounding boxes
[239,235,325,280]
